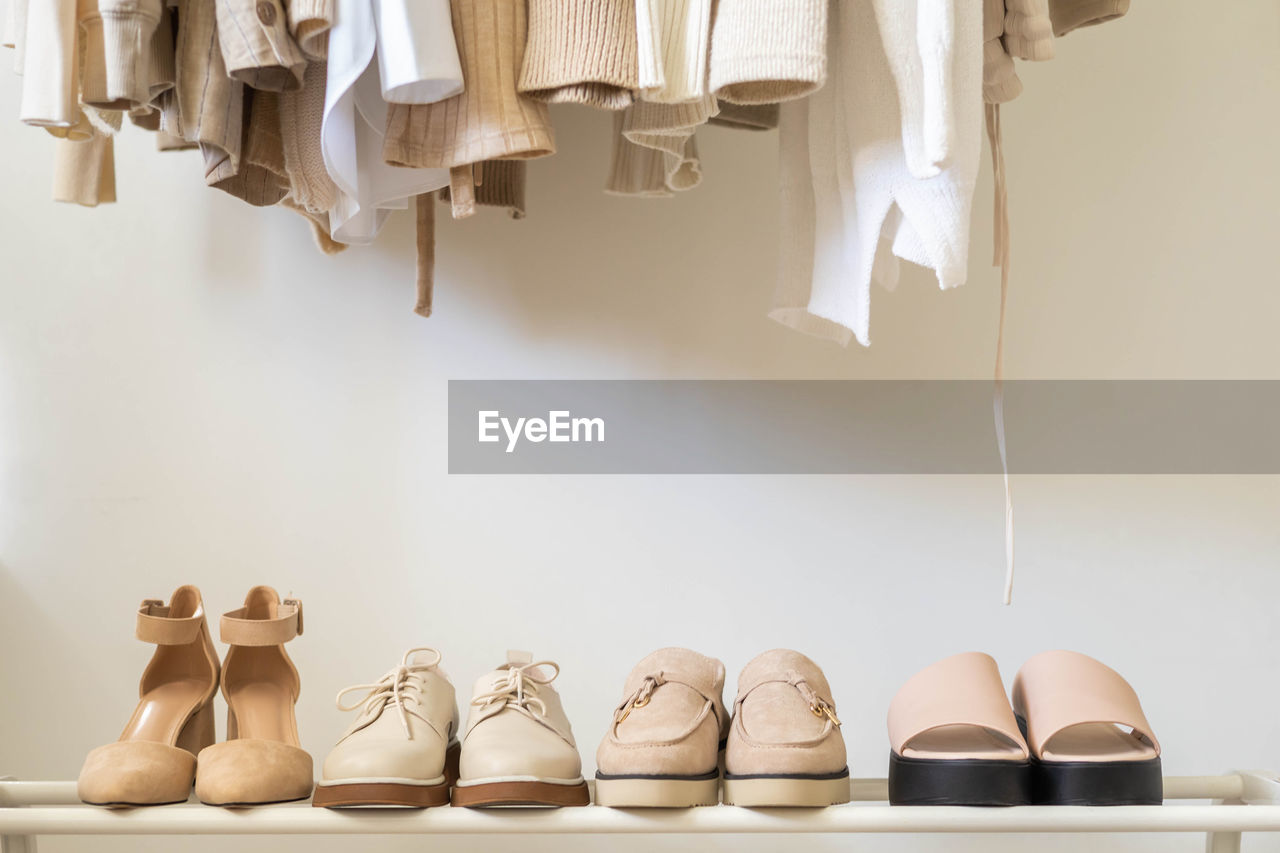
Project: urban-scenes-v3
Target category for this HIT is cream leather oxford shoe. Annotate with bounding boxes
[451,650,589,807]
[313,647,460,808]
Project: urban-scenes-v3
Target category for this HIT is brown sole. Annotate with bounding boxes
[451,780,590,808]
[312,781,450,808]
[313,743,461,808]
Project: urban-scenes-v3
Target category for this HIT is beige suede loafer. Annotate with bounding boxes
[722,649,851,807]
[313,647,461,808]
[595,648,729,807]
[451,650,590,807]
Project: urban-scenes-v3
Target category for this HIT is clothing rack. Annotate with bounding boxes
[2,773,1278,852]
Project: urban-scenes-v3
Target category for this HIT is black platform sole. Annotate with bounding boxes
[888,752,1032,806]
[1030,756,1163,805]
[1014,714,1164,805]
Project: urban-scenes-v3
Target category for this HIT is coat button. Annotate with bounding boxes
[256,1,276,25]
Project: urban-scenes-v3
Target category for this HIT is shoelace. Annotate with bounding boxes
[471,660,560,722]
[335,647,443,739]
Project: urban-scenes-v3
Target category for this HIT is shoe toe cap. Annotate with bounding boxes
[78,741,196,806]
[195,739,314,805]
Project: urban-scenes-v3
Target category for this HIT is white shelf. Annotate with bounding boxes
[2,773,1278,850]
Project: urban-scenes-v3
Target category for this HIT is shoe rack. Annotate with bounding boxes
[2,772,1279,853]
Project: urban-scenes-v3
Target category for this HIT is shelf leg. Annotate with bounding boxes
[0,777,36,853]
[1205,829,1241,853]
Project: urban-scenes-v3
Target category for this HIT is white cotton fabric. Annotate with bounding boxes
[3,0,29,71]
[18,0,77,128]
[375,0,463,104]
[635,0,711,103]
[772,0,982,346]
[322,0,460,244]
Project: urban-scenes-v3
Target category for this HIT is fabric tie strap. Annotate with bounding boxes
[220,598,303,646]
[135,599,204,645]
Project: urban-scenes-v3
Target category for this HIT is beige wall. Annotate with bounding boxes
[2,2,1279,852]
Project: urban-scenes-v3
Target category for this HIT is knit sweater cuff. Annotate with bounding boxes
[518,0,638,110]
[1048,0,1129,36]
[441,160,527,219]
[709,0,827,105]
[79,12,161,110]
[288,0,332,60]
[983,39,1022,104]
[1002,0,1055,60]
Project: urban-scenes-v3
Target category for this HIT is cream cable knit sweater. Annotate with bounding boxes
[708,0,827,105]
[773,0,981,346]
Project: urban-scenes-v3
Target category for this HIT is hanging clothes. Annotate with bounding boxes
[772,0,982,347]
[709,101,778,131]
[708,0,827,105]
[518,0,639,110]
[635,0,711,104]
[321,0,460,244]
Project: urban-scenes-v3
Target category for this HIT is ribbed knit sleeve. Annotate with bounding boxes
[78,0,164,109]
[518,0,638,110]
[635,0,712,103]
[441,160,528,219]
[1047,0,1128,35]
[287,0,332,59]
[1002,0,1054,60]
[708,0,827,105]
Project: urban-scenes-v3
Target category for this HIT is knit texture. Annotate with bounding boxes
[635,0,712,103]
[279,60,336,214]
[52,132,116,206]
[288,0,332,59]
[440,160,527,219]
[708,101,778,130]
[708,0,827,105]
[773,0,981,346]
[1003,0,1054,60]
[215,0,307,91]
[609,96,714,194]
[384,0,555,168]
[605,123,671,197]
[1048,0,1128,35]
[518,0,638,110]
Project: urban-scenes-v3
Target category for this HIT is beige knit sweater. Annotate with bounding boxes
[708,0,827,105]
[518,0,639,110]
[383,0,556,169]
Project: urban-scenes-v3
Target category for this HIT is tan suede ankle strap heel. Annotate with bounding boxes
[78,585,220,808]
[194,586,314,807]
